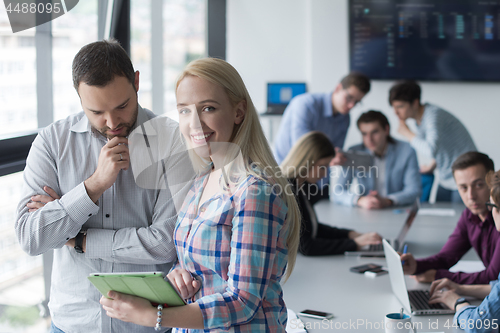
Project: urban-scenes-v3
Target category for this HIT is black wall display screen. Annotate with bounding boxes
[349,0,500,81]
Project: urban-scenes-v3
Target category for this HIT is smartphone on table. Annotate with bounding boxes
[359,253,385,258]
[298,309,334,320]
[349,263,382,274]
[364,267,388,277]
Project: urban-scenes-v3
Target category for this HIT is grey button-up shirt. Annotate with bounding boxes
[411,103,476,190]
[15,106,193,333]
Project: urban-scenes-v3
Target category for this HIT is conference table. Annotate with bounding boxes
[282,201,485,332]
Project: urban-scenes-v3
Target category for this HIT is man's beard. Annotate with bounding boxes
[95,104,139,139]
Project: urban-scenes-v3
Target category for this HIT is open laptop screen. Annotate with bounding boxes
[383,239,413,314]
[266,83,307,114]
[394,200,420,250]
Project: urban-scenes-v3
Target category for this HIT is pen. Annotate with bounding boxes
[401,244,408,265]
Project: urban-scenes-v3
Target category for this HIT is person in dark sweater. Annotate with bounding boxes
[280,131,382,256]
[401,152,500,284]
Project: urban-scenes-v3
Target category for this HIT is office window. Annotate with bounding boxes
[131,0,152,110]
[164,0,206,115]
[0,172,47,332]
[52,0,98,121]
[131,0,206,117]
[0,7,37,136]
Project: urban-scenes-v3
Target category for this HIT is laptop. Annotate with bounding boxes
[383,239,454,315]
[345,199,420,256]
[265,82,307,114]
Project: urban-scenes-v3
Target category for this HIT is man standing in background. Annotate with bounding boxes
[389,80,476,202]
[274,72,371,165]
[274,73,371,200]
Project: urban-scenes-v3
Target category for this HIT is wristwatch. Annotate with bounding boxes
[74,230,86,253]
[454,297,469,311]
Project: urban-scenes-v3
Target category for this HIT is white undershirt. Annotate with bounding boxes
[373,152,387,197]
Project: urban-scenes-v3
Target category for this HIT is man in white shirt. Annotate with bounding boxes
[15,39,193,333]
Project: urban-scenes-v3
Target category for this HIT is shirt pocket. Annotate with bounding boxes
[188,204,233,280]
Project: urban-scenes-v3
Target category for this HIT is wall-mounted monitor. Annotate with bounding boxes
[349,0,500,81]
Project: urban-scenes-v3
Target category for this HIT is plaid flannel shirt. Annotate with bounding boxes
[171,170,289,332]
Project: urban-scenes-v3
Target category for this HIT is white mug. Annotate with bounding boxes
[385,313,412,333]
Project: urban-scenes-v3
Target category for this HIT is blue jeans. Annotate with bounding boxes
[420,173,434,202]
[49,322,65,333]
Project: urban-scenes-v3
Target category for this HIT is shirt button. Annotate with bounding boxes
[200,208,206,213]
[88,214,92,217]
[106,214,110,218]
[479,311,485,316]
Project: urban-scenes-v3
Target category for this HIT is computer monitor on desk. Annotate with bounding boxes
[265,82,306,114]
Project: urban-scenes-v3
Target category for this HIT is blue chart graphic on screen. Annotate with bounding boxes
[349,0,500,81]
[267,83,306,105]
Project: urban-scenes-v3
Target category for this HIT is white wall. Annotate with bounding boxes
[227,0,500,166]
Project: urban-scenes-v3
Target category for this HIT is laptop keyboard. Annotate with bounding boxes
[368,243,383,251]
[408,290,445,310]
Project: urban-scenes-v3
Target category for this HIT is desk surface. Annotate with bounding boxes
[282,202,478,332]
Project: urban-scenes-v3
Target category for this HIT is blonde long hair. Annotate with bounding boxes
[175,58,300,281]
[280,131,336,181]
[488,170,500,208]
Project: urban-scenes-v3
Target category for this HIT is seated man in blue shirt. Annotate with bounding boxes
[274,72,371,165]
[333,110,421,209]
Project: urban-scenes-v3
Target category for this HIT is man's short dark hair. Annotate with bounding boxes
[340,72,371,94]
[357,110,395,143]
[72,39,135,91]
[389,80,421,105]
[452,151,495,175]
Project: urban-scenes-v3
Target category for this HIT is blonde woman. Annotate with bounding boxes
[281,131,381,255]
[99,58,301,332]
